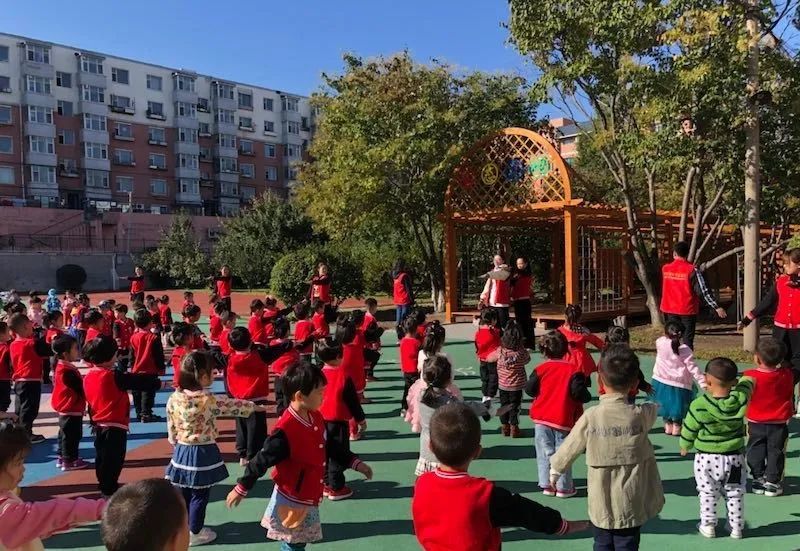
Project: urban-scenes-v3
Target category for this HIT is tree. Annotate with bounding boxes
[213,193,316,288]
[296,52,536,311]
[141,212,209,287]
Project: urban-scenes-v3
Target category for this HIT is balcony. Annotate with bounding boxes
[213,144,237,159]
[80,157,110,171]
[24,121,56,138]
[211,95,237,111]
[25,150,58,167]
[22,90,57,109]
[175,166,201,179]
[113,158,136,167]
[58,164,80,178]
[146,109,166,121]
[174,116,199,130]
[214,120,237,135]
[147,138,168,147]
[109,104,135,115]
[216,170,239,184]
[21,60,55,79]
[80,128,109,145]
[78,100,107,116]
[76,70,106,89]
[238,122,255,132]
[175,141,200,155]
[172,88,198,104]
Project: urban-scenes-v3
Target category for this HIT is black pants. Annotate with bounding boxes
[115,353,130,372]
[364,349,381,370]
[772,327,800,372]
[513,299,535,348]
[593,525,641,551]
[221,297,232,311]
[95,426,127,496]
[58,415,83,461]
[132,390,155,418]
[492,306,510,330]
[181,486,211,535]
[130,291,144,304]
[274,377,287,418]
[401,372,420,410]
[664,313,697,350]
[324,421,350,490]
[42,358,53,384]
[14,381,42,434]
[0,380,10,412]
[235,408,267,459]
[498,389,522,426]
[479,361,499,400]
[747,422,789,484]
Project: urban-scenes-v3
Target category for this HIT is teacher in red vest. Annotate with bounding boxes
[480,255,512,330]
[392,259,414,338]
[660,241,727,350]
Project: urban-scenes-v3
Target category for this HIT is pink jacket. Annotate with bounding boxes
[652,336,707,391]
[0,490,105,551]
[404,378,463,433]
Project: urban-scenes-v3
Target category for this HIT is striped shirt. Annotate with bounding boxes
[679,377,754,454]
[497,347,531,391]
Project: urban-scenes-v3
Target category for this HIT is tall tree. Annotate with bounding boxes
[141,212,209,287]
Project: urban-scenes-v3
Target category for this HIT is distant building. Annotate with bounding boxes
[549,117,590,162]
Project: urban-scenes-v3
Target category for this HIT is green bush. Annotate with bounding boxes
[270,244,364,306]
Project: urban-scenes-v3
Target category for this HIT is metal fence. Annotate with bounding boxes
[0,234,167,254]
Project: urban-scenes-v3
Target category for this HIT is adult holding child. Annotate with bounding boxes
[480,254,512,330]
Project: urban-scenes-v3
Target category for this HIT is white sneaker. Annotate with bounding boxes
[725,522,743,539]
[189,527,217,546]
[697,523,716,538]
[239,457,248,467]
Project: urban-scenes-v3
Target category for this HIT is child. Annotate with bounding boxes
[130,309,166,422]
[9,313,51,442]
[27,296,45,328]
[181,304,206,350]
[679,358,754,539]
[0,421,105,550]
[71,294,90,345]
[339,311,368,410]
[597,325,653,403]
[269,317,302,417]
[0,322,10,415]
[166,350,264,545]
[399,315,423,414]
[413,308,428,341]
[318,338,366,500]
[207,292,220,317]
[84,309,105,343]
[652,320,706,435]
[99,300,115,337]
[526,331,590,496]
[248,299,269,346]
[362,298,383,381]
[475,308,501,409]
[558,304,605,379]
[226,361,373,549]
[43,310,65,385]
[550,345,665,548]
[112,304,134,372]
[51,335,88,471]
[293,301,315,363]
[417,320,451,373]
[169,322,197,388]
[744,337,799,497]
[208,301,227,350]
[311,299,329,340]
[495,320,531,438]
[412,403,588,550]
[45,288,61,314]
[83,336,164,496]
[145,295,163,335]
[182,291,195,312]
[218,310,238,358]
[262,295,293,330]
[159,295,173,337]
[102,478,189,551]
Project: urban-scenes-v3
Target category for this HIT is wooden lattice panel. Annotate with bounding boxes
[446,128,572,215]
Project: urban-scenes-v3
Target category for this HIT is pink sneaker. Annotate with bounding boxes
[663,421,673,434]
[62,459,90,471]
[542,486,556,496]
[556,488,577,498]
[671,423,682,436]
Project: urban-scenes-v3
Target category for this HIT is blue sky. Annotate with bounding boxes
[3,0,535,97]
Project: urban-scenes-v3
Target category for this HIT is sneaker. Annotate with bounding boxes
[239,457,248,467]
[349,432,362,442]
[670,423,682,436]
[541,486,556,496]
[500,424,510,437]
[55,456,63,469]
[189,527,217,546]
[725,522,743,539]
[400,409,407,418]
[62,459,90,471]
[322,486,333,497]
[366,375,378,382]
[509,425,521,438]
[697,523,716,538]
[556,488,577,498]
[663,421,673,434]
[142,414,164,423]
[327,486,354,501]
[751,478,766,495]
[360,397,373,404]
[29,434,46,444]
[764,482,783,497]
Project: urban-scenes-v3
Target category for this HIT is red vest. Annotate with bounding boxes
[269,338,300,375]
[158,304,172,327]
[220,328,233,356]
[85,327,102,343]
[10,337,42,382]
[413,470,500,551]
[399,336,421,373]
[393,272,412,306]
[474,326,501,362]
[226,350,269,401]
[312,278,332,304]
[0,342,10,381]
[51,360,85,416]
[320,364,353,422]
[129,277,145,294]
[45,327,64,344]
[248,314,267,345]
[84,366,130,429]
[114,319,133,350]
[529,359,585,431]
[557,325,602,376]
[660,258,699,315]
[744,367,796,423]
[511,274,532,301]
[488,277,511,307]
[343,333,366,392]
[209,315,223,343]
[772,275,800,328]
[362,312,381,351]
[130,330,159,375]
[102,311,114,336]
[293,319,314,354]
[271,408,327,505]
[172,346,187,388]
[312,312,329,338]
[215,277,232,298]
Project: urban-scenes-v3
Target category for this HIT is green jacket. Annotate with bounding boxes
[679,376,755,454]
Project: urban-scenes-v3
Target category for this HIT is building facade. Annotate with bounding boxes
[0,33,314,216]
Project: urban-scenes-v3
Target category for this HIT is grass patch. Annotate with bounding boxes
[628,325,754,365]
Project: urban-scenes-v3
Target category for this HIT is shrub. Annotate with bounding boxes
[56,264,87,291]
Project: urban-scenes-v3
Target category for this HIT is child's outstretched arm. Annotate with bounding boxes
[680,347,706,389]
[226,430,290,507]
[0,495,105,548]
[549,413,589,479]
[489,485,590,535]
[114,371,165,393]
[586,333,605,351]
[568,373,592,404]
[327,430,373,481]
[212,396,258,418]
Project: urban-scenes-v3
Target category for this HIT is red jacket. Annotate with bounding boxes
[268,338,299,376]
[311,275,332,304]
[413,470,500,551]
[293,319,314,354]
[45,327,64,345]
[393,272,412,306]
[220,328,233,356]
[84,366,131,430]
[511,274,533,301]
[660,258,699,315]
[227,350,269,401]
[10,337,44,382]
[558,325,604,377]
[215,276,232,298]
[475,326,501,362]
[130,329,160,375]
[399,336,421,374]
[312,312,329,338]
[342,332,366,392]
[171,346,187,388]
[85,327,102,343]
[744,367,796,423]
[209,315,223,344]
[270,408,329,505]
[320,364,355,422]
[249,314,268,345]
[529,359,585,431]
[129,276,145,294]
[0,342,10,381]
[756,275,800,329]
[362,312,381,351]
[158,304,173,327]
[113,319,134,350]
[102,311,114,336]
[51,360,85,416]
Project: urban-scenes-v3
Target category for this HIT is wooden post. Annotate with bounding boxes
[564,207,579,306]
[444,219,458,323]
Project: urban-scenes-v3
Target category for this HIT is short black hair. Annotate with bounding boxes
[705,357,739,383]
[250,299,265,313]
[159,294,170,303]
[282,360,327,399]
[316,337,343,363]
[102,478,186,551]
[169,321,194,347]
[43,310,63,327]
[83,310,104,326]
[599,344,640,390]
[264,295,277,308]
[479,308,498,326]
[401,315,419,338]
[52,334,78,358]
[335,315,356,345]
[755,336,786,368]
[182,304,201,319]
[272,316,290,338]
[228,326,251,351]
[178,350,214,391]
[674,241,690,258]
[8,313,29,333]
[114,303,128,314]
[429,403,481,467]
[183,291,194,299]
[364,297,378,309]
[133,308,152,329]
[0,421,31,472]
[605,325,630,345]
[213,301,229,316]
[413,308,427,325]
[29,295,42,304]
[293,301,310,320]
[82,335,118,365]
[501,319,523,350]
[350,309,365,326]
[220,310,237,324]
[539,330,568,359]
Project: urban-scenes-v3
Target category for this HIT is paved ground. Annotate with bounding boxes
[19,322,800,550]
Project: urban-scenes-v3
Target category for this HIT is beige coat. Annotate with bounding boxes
[550,394,665,529]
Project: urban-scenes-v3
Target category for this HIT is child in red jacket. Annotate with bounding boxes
[129,309,166,422]
[51,335,88,471]
[293,302,315,363]
[400,316,422,414]
[158,295,173,338]
[362,298,384,382]
[269,317,304,417]
[475,308,501,410]
[169,322,199,389]
[83,310,105,344]
[0,322,10,415]
[112,304,134,372]
[558,304,605,381]
[9,313,52,442]
[248,299,269,346]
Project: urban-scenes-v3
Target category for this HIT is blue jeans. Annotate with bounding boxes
[280,543,306,551]
[534,424,572,491]
[396,304,410,324]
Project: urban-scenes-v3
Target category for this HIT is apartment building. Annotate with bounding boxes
[0,33,314,216]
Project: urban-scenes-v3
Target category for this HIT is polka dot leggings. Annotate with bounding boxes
[694,453,746,532]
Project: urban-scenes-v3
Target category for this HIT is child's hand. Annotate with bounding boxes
[549,472,561,489]
[680,448,688,456]
[564,520,591,534]
[356,462,373,480]
[358,420,367,434]
[226,489,244,508]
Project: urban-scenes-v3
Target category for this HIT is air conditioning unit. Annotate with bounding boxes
[132,203,145,212]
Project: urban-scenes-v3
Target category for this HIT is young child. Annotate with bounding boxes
[318,338,366,500]
[0,322,10,415]
[46,288,61,314]
[494,320,531,438]
[51,334,89,471]
[169,322,197,388]
[102,478,190,551]
[181,304,206,350]
[526,331,590,496]
[416,320,451,373]
[597,325,653,402]
[0,421,105,550]
[166,350,264,545]
[558,304,605,380]
[83,336,164,496]
[145,295,163,335]
[43,310,65,385]
[84,310,106,343]
[99,300,115,337]
[71,294,90,345]
[412,403,588,550]
[9,313,51,442]
[413,308,428,341]
[226,361,373,549]
[182,291,195,312]
[679,358,754,539]
[399,315,423,415]
[475,308,501,410]
[112,304,134,372]
[550,344,665,548]
[218,310,238,358]
[208,301,227,350]
[744,336,799,497]
[248,299,269,346]
[362,298,383,381]
[339,311,368,408]
[269,317,303,417]
[130,309,166,422]
[311,299,330,341]
[652,320,706,435]
[27,295,45,328]
[293,301,315,363]
[159,295,173,338]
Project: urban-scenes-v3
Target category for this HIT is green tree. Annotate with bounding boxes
[296,52,536,311]
[141,212,209,287]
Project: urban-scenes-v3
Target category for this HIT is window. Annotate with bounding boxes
[114,122,133,139]
[282,96,299,112]
[176,102,196,118]
[286,121,300,135]
[27,106,53,124]
[286,166,298,180]
[148,127,166,144]
[216,109,235,124]
[197,98,209,112]
[217,157,237,172]
[58,129,75,145]
[178,153,199,169]
[114,149,135,165]
[146,74,162,91]
[26,44,50,64]
[147,101,164,118]
[264,143,276,157]
[218,134,236,148]
[215,83,234,100]
[200,147,212,161]
[178,128,198,143]
[57,100,73,116]
[238,91,253,110]
[175,75,195,92]
[110,94,132,109]
[239,116,253,129]
[56,71,71,88]
[241,186,256,200]
[111,67,129,84]
[198,122,211,135]
[83,113,107,131]
[117,176,133,193]
[150,179,167,195]
[264,120,275,133]
[29,136,55,154]
[179,179,199,194]
[0,136,11,154]
[240,163,254,178]
[0,46,8,62]
[0,105,10,124]
[266,166,278,181]
[82,85,105,103]
[84,142,108,159]
[263,98,274,111]
[220,182,238,196]
[81,55,103,74]
[60,159,78,173]
[85,169,109,188]
[301,116,309,130]
[30,165,56,184]
[286,143,301,159]
[151,205,169,214]
[149,153,166,169]
[0,76,10,92]
[239,139,254,154]
[26,75,51,94]
[0,166,14,185]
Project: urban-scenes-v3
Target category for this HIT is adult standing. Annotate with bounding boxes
[119,266,145,304]
[480,255,512,330]
[309,262,334,322]
[511,257,535,348]
[660,241,727,350]
[211,266,233,311]
[392,260,414,337]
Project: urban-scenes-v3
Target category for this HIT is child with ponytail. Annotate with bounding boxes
[557,304,605,382]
